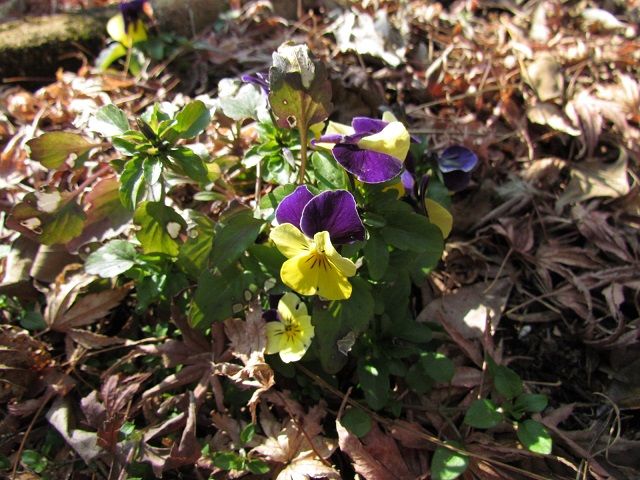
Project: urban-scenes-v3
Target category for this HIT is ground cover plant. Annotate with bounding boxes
[1,1,639,479]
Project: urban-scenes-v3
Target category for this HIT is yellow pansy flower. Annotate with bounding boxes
[265,293,315,363]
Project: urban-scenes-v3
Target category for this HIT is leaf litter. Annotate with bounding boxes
[1,0,639,479]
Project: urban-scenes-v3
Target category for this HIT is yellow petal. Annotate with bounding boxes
[315,231,357,277]
[425,198,453,238]
[325,120,355,136]
[316,265,353,300]
[382,111,399,123]
[265,322,285,354]
[382,178,405,199]
[278,292,308,320]
[107,15,127,44]
[270,224,311,258]
[128,19,148,44]
[279,337,308,363]
[357,121,410,161]
[280,253,320,296]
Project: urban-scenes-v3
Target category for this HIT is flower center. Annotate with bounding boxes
[283,319,302,341]
[304,245,330,271]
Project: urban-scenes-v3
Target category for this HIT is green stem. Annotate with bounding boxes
[298,123,308,185]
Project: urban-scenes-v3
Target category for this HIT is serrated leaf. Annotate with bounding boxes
[494,365,523,399]
[210,209,263,271]
[119,156,146,210]
[191,267,254,326]
[27,132,95,169]
[170,100,211,140]
[517,420,552,454]
[311,150,348,190]
[85,240,138,278]
[89,104,129,137]
[363,231,389,280]
[268,43,332,130]
[133,201,186,256]
[431,442,469,480]
[463,399,503,429]
[342,408,372,438]
[382,210,443,253]
[168,147,209,183]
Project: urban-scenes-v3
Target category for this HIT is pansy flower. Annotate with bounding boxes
[264,293,315,363]
[314,112,411,184]
[107,0,150,48]
[269,186,365,300]
[437,146,478,192]
[241,72,270,94]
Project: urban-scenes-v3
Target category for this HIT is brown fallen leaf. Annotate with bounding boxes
[337,421,414,480]
[525,53,564,102]
[527,102,580,136]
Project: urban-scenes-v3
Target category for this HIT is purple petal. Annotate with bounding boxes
[300,190,365,244]
[275,185,315,229]
[401,169,415,191]
[438,146,478,173]
[314,133,345,144]
[119,0,146,24]
[262,308,279,322]
[241,72,269,94]
[332,144,403,184]
[352,117,387,135]
[443,170,473,192]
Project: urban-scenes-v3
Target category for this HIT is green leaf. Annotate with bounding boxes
[142,156,162,186]
[40,201,86,245]
[382,211,444,253]
[363,232,389,281]
[217,78,266,121]
[20,311,46,331]
[240,423,256,445]
[494,366,523,399]
[311,150,348,190]
[210,208,263,271]
[212,451,244,471]
[168,147,209,183]
[514,394,548,414]
[177,213,214,279]
[133,201,187,256]
[190,267,255,326]
[421,352,454,384]
[342,407,372,438]
[97,42,128,71]
[358,360,390,411]
[517,420,552,454]
[90,104,129,137]
[85,240,138,277]
[21,450,48,474]
[27,132,94,169]
[169,100,211,140]
[463,399,503,429]
[119,156,146,210]
[431,442,469,480]
[268,43,332,130]
[0,453,10,470]
[246,459,270,475]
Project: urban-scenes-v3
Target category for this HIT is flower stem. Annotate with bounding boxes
[298,124,308,185]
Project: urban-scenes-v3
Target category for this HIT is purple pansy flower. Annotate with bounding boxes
[437,146,478,192]
[119,0,148,27]
[314,115,412,184]
[276,186,365,245]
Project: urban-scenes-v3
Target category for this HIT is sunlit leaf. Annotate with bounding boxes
[27,132,95,169]
[133,201,187,256]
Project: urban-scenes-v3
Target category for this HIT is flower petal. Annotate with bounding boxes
[300,191,365,244]
[356,121,410,161]
[333,144,403,183]
[315,231,357,277]
[265,322,285,354]
[279,336,309,363]
[443,170,473,192]
[438,146,478,173]
[352,116,388,135]
[316,263,353,300]
[278,292,308,321]
[280,253,321,296]
[275,185,315,229]
[270,224,311,258]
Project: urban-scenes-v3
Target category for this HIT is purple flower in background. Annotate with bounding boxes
[275,186,365,245]
[241,72,270,94]
[438,146,478,191]
[119,0,148,27]
[314,116,411,184]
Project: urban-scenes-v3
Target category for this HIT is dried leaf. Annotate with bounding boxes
[337,421,413,480]
[527,103,580,136]
[525,53,564,101]
[46,397,102,463]
[557,150,630,210]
